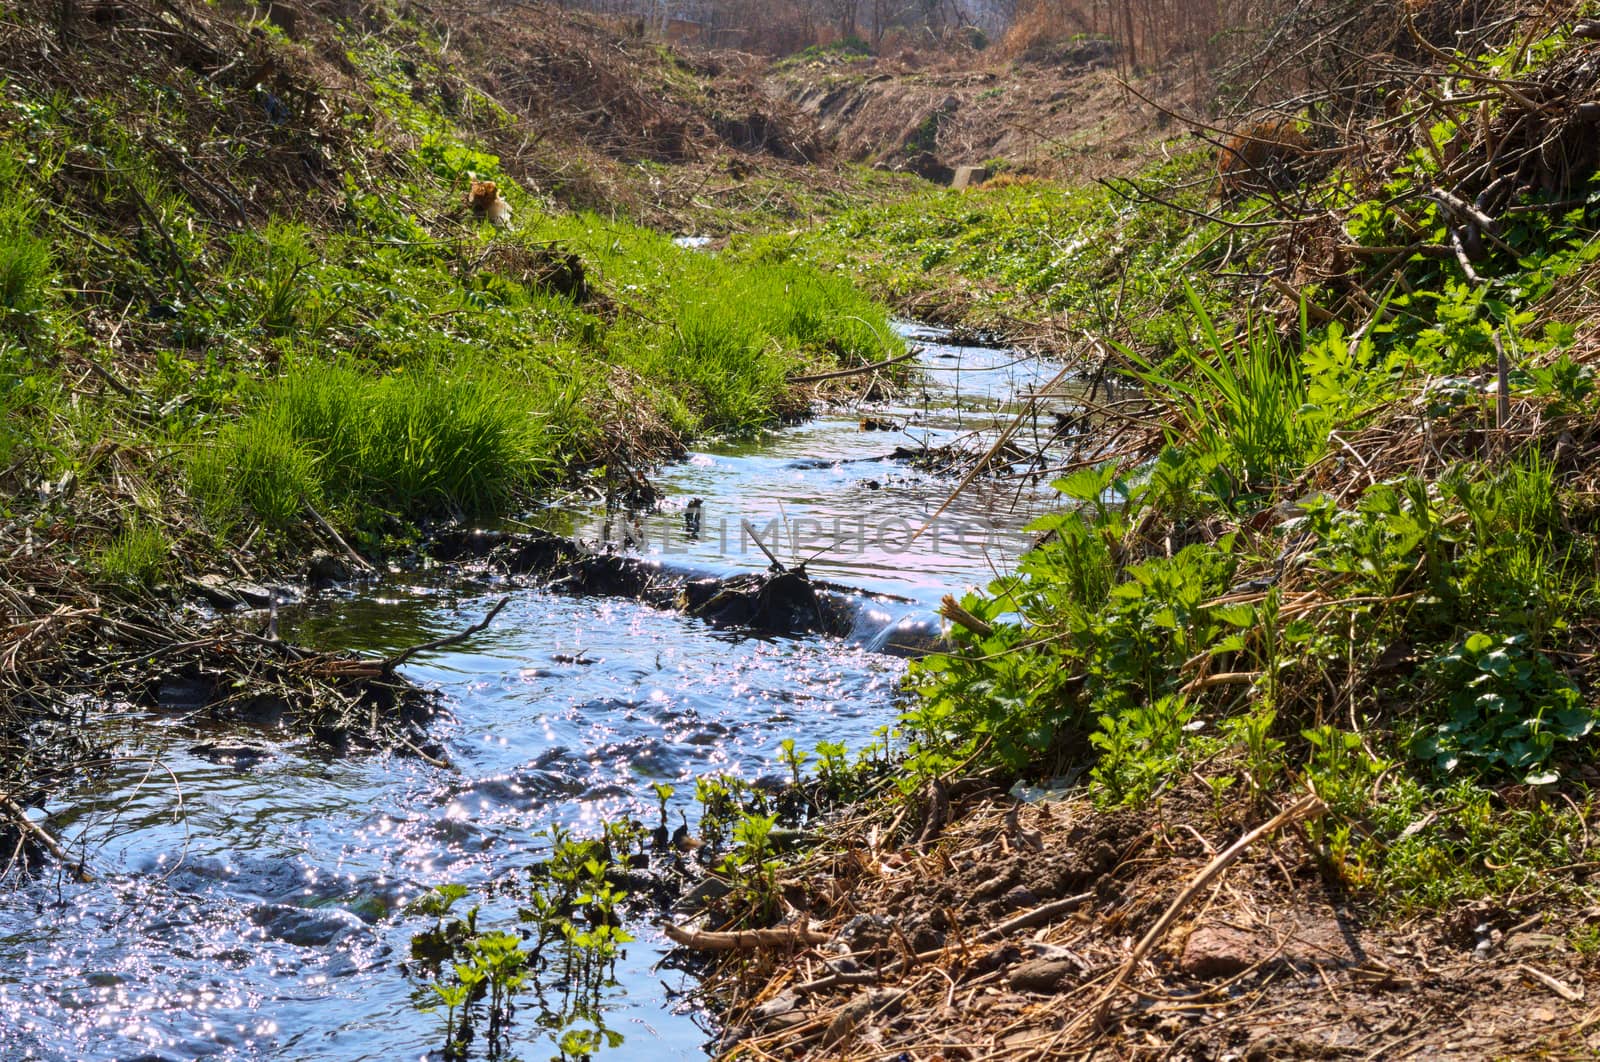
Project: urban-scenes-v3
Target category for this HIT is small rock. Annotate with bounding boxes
[1179,924,1260,978]
[835,913,895,951]
[1007,957,1077,993]
[674,874,732,914]
[999,886,1038,911]
[970,943,1021,975]
[157,675,218,710]
[249,904,368,947]
[189,742,273,768]
[1503,931,1565,957]
[186,574,273,609]
[751,992,800,1026]
[308,551,352,587]
[821,988,903,1047]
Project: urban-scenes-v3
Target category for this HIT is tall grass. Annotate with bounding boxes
[0,153,53,344]
[181,173,902,539]
[519,214,903,433]
[191,358,585,530]
[95,521,173,587]
[1120,285,1330,494]
[0,230,50,336]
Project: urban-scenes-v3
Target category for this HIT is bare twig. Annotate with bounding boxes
[0,790,92,883]
[384,596,511,674]
[786,348,920,384]
[662,922,830,951]
[304,502,377,575]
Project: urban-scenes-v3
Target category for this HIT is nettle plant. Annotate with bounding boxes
[1415,631,1596,784]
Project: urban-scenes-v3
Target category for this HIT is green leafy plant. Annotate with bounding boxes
[777,738,808,787]
[1223,705,1284,802]
[719,811,782,927]
[1415,632,1595,782]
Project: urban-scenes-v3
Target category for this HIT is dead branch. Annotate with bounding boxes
[662,922,830,951]
[786,348,920,383]
[383,596,512,674]
[0,790,92,883]
[1085,792,1325,1029]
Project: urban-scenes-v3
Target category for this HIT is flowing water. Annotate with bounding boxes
[0,326,1077,1062]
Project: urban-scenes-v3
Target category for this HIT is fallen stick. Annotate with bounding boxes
[1265,277,1338,324]
[1518,962,1585,1003]
[305,502,378,575]
[1446,226,1485,284]
[1085,792,1324,1029]
[786,348,920,384]
[978,890,1095,941]
[791,890,1097,993]
[1180,670,1261,695]
[0,790,92,883]
[662,922,830,951]
[1341,242,1453,259]
[384,596,511,673]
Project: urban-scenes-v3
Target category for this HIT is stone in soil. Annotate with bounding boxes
[1179,913,1373,979]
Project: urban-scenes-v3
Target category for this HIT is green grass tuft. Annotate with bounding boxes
[95,522,172,587]
[191,358,577,530]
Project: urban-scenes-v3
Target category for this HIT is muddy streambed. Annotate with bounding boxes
[0,326,1081,1061]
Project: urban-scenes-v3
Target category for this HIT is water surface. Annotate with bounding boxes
[0,327,1076,1061]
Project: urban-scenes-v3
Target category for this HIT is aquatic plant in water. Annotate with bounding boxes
[407,821,638,1059]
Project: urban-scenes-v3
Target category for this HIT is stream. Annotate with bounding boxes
[0,325,1076,1061]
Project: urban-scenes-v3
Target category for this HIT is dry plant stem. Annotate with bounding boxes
[1517,962,1585,1002]
[786,890,1098,994]
[940,594,994,638]
[1084,792,1325,1030]
[979,890,1096,941]
[1493,333,1511,429]
[0,790,92,883]
[661,923,830,951]
[785,348,920,383]
[305,502,377,575]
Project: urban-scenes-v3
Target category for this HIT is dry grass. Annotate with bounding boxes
[694,779,1599,1059]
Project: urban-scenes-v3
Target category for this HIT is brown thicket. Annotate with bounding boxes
[1002,0,1516,115]
[1213,118,1313,201]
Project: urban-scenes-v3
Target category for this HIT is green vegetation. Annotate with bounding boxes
[93,521,173,587]
[779,34,873,67]
[735,152,1211,344]
[767,19,1600,917]
[408,820,646,1059]
[0,6,902,583]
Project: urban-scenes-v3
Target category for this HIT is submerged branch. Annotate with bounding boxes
[383,596,512,674]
